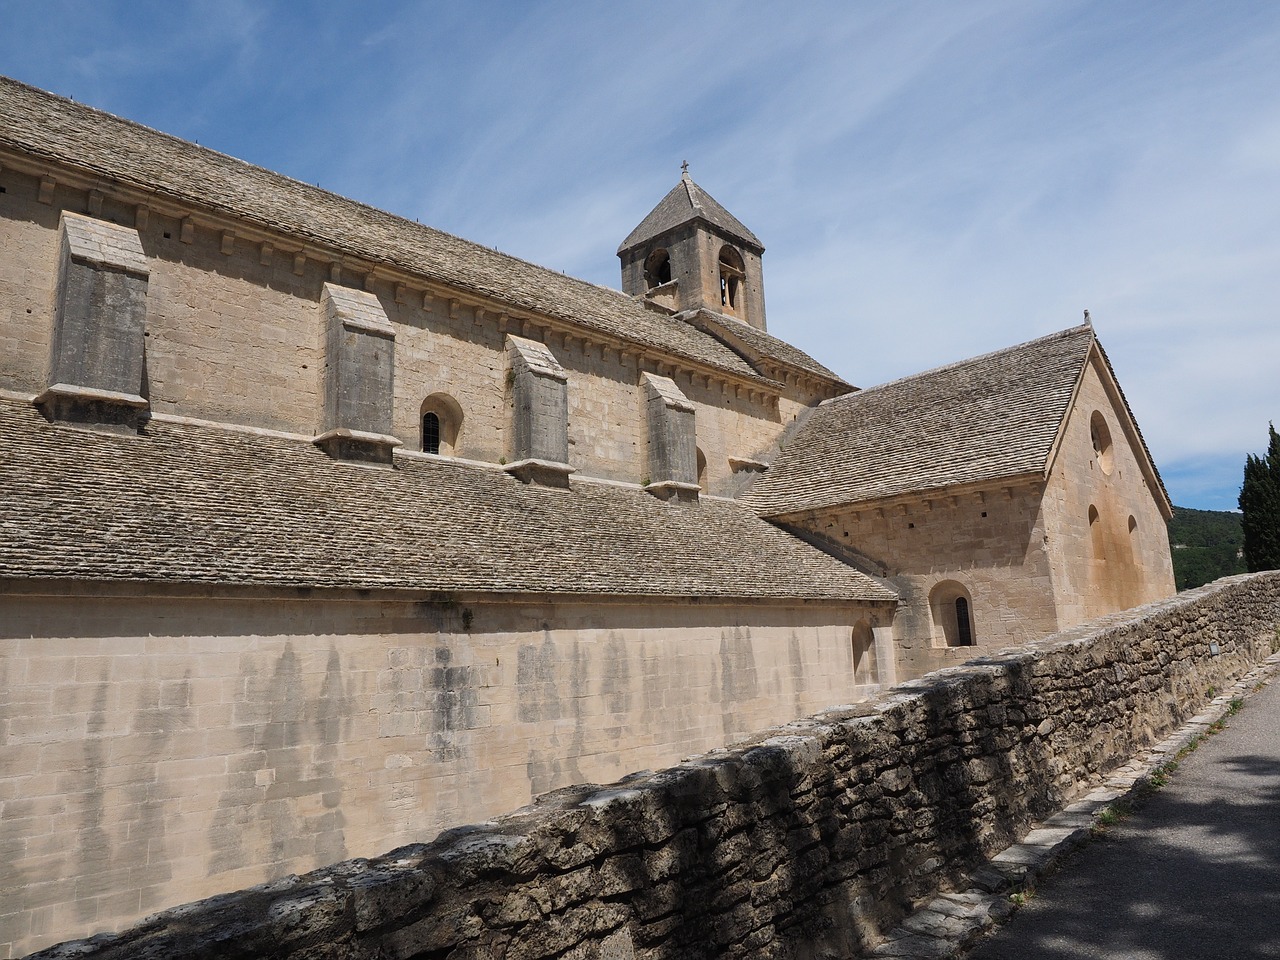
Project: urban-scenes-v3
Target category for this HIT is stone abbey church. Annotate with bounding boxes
[0,75,1175,955]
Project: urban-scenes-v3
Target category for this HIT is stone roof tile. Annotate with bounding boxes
[0,399,895,603]
[619,172,763,254]
[744,325,1098,516]
[690,311,846,385]
[0,76,797,386]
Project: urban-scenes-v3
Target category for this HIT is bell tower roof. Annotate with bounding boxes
[618,168,763,255]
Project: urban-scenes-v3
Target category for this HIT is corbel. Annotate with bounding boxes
[260,242,273,266]
[422,291,434,311]
[134,205,150,231]
[329,261,343,283]
[394,283,409,306]
[292,250,307,275]
[180,216,195,244]
[448,298,460,320]
[220,230,236,256]
[87,190,104,217]
[38,175,55,204]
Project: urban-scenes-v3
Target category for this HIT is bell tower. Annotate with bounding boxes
[618,166,767,331]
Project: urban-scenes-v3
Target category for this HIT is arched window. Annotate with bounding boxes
[718,245,745,316]
[1090,411,1113,475]
[644,248,672,289]
[929,580,976,647]
[421,411,441,454]
[852,620,878,684]
[419,394,463,456]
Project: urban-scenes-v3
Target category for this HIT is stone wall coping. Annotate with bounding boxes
[34,383,148,408]
[321,282,395,337]
[59,210,148,275]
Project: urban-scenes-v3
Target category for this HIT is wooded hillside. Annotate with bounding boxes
[1167,506,1246,590]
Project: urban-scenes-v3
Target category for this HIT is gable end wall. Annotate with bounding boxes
[1041,354,1177,627]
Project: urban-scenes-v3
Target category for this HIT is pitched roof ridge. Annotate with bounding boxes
[691,309,848,386]
[0,78,636,310]
[823,323,1093,407]
[0,76,779,383]
[683,175,702,213]
[1089,337,1173,514]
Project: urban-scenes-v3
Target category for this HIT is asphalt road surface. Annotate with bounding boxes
[968,676,1280,960]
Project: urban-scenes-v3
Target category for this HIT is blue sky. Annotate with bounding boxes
[3,1,1278,510]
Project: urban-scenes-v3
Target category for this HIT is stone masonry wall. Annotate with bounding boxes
[796,483,1060,681]
[0,593,878,958]
[1041,355,1177,627]
[0,166,802,495]
[34,573,1280,960]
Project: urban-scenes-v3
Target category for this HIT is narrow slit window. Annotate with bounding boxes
[422,411,441,454]
[955,597,973,646]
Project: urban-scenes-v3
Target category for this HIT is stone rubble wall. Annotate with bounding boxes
[34,573,1280,960]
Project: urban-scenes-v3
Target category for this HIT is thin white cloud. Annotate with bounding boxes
[1,0,1277,510]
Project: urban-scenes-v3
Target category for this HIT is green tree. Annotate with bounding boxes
[1239,423,1280,572]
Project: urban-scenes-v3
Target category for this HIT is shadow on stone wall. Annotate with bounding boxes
[28,573,1280,960]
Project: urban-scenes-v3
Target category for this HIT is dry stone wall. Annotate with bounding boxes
[35,573,1280,960]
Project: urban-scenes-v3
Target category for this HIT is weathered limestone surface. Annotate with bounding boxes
[641,372,697,498]
[32,573,1280,960]
[1041,355,1176,626]
[0,591,877,959]
[37,212,150,428]
[0,159,817,492]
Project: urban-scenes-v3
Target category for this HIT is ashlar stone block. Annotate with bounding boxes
[504,334,574,487]
[36,212,150,431]
[641,372,699,502]
[315,283,400,464]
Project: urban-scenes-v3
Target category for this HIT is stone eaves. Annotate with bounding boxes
[0,398,896,604]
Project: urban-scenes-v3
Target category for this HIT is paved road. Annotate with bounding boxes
[968,677,1280,960]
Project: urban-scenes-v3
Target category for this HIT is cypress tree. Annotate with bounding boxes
[1239,423,1280,571]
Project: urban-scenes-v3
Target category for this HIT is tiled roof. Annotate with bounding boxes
[690,311,847,386]
[0,399,895,603]
[618,172,763,253]
[0,76,784,386]
[744,325,1098,516]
